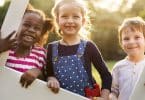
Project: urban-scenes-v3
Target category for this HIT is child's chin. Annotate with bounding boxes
[22,42,33,47]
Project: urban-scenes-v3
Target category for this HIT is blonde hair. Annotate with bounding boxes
[118,17,145,45]
[51,0,90,39]
[52,0,87,18]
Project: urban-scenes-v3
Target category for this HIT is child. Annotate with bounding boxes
[5,8,53,88]
[0,31,17,53]
[110,17,145,100]
[44,0,112,99]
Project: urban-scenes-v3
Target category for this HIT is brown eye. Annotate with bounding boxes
[34,26,42,31]
[123,37,129,41]
[74,16,79,18]
[61,16,68,19]
[135,36,140,39]
[23,23,31,27]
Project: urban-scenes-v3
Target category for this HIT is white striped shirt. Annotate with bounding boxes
[5,46,46,72]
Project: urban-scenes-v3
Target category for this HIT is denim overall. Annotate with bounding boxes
[52,40,92,96]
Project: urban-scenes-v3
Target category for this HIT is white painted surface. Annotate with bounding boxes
[0,67,88,100]
[0,0,29,66]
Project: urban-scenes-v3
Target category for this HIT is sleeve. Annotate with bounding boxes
[87,41,112,91]
[41,43,54,81]
[111,66,119,97]
[38,48,47,69]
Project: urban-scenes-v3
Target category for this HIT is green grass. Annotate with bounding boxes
[92,61,116,86]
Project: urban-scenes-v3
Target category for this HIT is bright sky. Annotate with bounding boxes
[0,0,4,6]
[94,0,135,12]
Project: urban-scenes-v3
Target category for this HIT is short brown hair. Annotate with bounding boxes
[118,17,145,45]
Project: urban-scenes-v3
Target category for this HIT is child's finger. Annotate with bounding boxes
[5,31,16,40]
[25,80,32,88]
[51,88,59,93]
[53,81,60,89]
[25,77,35,88]
[20,75,26,87]
[47,81,59,93]
[47,81,52,88]
[20,78,25,87]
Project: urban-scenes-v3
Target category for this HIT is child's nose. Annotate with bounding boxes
[67,18,74,23]
[28,27,36,32]
[129,39,135,44]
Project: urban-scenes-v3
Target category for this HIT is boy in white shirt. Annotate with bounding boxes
[110,17,145,100]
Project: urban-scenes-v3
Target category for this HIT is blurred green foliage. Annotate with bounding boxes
[0,1,10,28]
[92,61,116,86]
[1,0,145,61]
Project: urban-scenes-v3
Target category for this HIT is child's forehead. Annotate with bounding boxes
[24,11,40,17]
[121,26,144,37]
[59,5,82,14]
[24,10,45,20]
[24,12,43,20]
[123,25,143,33]
[23,13,44,24]
[58,2,86,14]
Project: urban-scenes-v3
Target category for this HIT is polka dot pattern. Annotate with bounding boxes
[52,41,92,96]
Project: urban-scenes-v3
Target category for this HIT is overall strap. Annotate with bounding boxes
[78,40,96,86]
[77,40,87,57]
[52,41,59,63]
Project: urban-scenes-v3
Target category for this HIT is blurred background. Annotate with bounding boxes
[0,0,144,84]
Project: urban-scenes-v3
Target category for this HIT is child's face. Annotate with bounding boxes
[121,28,145,57]
[17,13,43,47]
[57,3,85,36]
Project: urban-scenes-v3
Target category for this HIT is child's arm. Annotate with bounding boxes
[100,89,110,100]
[109,66,119,100]
[109,92,118,100]
[88,42,112,97]
[47,76,60,93]
[0,31,17,53]
[20,68,42,88]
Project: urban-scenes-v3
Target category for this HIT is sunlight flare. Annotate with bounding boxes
[0,0,5,7]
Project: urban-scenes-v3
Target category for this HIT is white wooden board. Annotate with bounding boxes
[129,66,145,100]
[0,67,88,100]
[0,0,29,66]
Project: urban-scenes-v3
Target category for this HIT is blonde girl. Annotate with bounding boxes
[44,0,112,99]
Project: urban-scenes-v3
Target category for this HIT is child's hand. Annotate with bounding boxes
[91,97,105,100]
[109,93,118,100]
[47,76,60,93]
[20,68,41,88]
[100,89,110,100]
[0,31,17,53]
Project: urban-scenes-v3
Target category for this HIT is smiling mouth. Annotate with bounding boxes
[66,26,75,30]
[23,35,35,42]
[128,47,138,50]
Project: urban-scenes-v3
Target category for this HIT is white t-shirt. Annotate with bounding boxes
[111,58,145,100]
